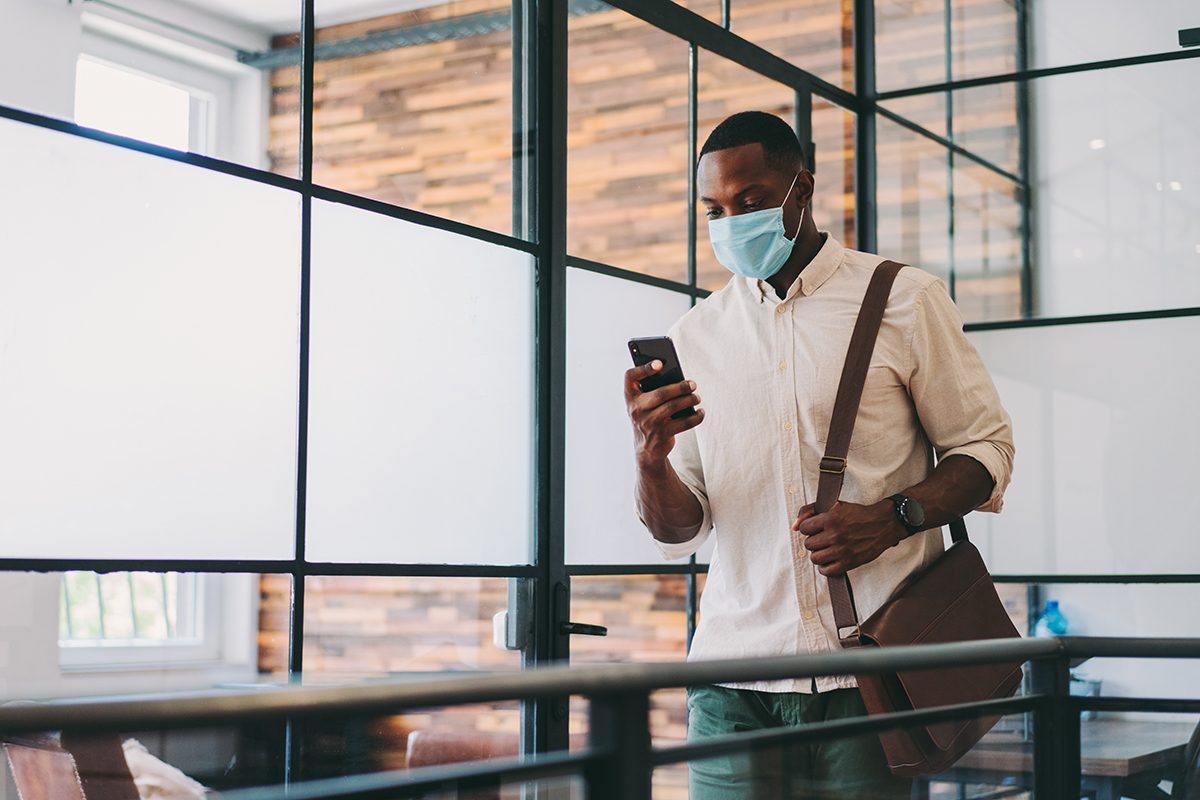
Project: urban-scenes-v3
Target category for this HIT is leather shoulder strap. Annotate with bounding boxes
[814,261,904,516]
[818,260,903,646]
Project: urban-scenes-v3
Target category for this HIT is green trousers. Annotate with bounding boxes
[687,684,913,800]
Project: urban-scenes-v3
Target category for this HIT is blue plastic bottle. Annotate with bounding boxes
[1034,600,1069,637]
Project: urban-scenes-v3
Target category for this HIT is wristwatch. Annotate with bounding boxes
[886,494,926,538]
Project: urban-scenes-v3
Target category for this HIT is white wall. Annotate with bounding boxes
[0,0,272,168]
[1038,583,1200,721]
[0,0,83,119]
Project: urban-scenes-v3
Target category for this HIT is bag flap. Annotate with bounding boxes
[859,541,1018,646]
[859,541,1023,752]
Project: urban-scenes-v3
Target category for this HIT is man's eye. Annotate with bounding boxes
[705,208,722,219]
[743,200,762,211]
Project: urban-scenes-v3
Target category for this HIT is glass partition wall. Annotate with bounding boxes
[1,0,1198,790]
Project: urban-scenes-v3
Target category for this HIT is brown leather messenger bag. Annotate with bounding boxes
[816,260,1023,777]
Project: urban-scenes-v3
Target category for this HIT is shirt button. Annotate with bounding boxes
[802,610,815,621]
[783,421,793,431]
[787,485,797,494]
[776,304,787,314]
[779,361,788,371]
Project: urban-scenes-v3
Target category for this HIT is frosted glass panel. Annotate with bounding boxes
[306,200,533,565]
[1032,61,1200,317]
[565,268,711,564]
[967,316,1200,575]
[1032,0,1195,70]
[0,118,301,560]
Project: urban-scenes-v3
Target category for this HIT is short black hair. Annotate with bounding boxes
[699,111,806,175]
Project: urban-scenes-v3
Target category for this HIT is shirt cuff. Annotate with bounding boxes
[649,478,713,561]
[940,442,1012,514]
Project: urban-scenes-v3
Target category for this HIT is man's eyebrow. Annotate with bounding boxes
[699,183,767,204]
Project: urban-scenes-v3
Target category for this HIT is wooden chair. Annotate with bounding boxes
[4,732,139,800]
[405,730,586,800]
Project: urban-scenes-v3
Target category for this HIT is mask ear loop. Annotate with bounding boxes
[783,172,804,242]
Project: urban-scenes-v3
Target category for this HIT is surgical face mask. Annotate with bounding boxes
[707,173,802,281]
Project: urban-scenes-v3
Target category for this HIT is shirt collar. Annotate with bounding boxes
[747,233,844,302]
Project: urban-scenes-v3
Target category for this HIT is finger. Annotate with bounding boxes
[668,406,705,433]
[623,360,663,398]
[655,406,706,438]
[802,532,833,555]
[797,513,825,537]
[653,391,700,420]
[645,379,697,411]
[792,503,816,531]
[816,561,847,577]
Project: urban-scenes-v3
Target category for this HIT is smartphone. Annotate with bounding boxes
[628,336,695,420]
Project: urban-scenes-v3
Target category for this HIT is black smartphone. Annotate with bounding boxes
[628,336,695,420]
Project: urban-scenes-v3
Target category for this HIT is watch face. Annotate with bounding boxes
[903,498,926,528]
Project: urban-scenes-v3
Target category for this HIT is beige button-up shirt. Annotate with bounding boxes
[655,235,1014,693]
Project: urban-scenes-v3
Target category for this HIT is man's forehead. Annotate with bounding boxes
[698,142,778,195]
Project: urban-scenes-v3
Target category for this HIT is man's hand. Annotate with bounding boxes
[624,360,704,469]
[625,360,705,544]
[792,500,903,576]
[791,455,996,575]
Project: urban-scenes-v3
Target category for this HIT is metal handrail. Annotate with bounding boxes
[0,636,1056,734]
[3,636,1198,800]
[3,636,1200,734]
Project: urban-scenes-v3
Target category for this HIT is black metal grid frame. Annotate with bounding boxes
[2,0,1200,759]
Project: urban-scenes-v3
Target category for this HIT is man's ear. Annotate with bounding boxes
[795,169,815,208]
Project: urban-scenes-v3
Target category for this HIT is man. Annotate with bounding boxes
[624,111,1014,798]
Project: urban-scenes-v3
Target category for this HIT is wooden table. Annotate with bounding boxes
[915,720,1195,800]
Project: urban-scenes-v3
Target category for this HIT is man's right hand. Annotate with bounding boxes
[624,360,706,544]
[624,360,705,469]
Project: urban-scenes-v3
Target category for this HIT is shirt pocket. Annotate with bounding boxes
[813,365,904,451]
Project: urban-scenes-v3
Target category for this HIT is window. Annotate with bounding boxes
[75,57,197,151]
[58,572,231,669]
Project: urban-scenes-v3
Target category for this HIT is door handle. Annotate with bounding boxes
[560,622,607,636]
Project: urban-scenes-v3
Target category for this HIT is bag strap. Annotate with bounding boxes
[813,261,909,647]
[814,261,905,517]
[819,264,972,647]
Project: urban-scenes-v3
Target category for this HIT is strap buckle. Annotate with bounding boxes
[819,456,847,475]
[838,626,864,648]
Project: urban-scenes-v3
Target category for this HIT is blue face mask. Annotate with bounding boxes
[707,173,802,281]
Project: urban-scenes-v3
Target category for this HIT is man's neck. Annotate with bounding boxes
[766,231,826,299]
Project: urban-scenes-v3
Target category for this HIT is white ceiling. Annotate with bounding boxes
[181,0,450,34]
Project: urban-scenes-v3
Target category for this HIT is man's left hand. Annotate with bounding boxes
[792,501,903,576]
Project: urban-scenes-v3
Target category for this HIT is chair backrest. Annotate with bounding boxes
[4,733,139,800]
[5,739,86,800]
[1173,721,1200,800]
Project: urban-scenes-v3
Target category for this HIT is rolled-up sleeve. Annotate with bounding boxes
[907,280,1015,513]
[638,424,714,560]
